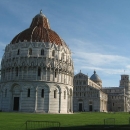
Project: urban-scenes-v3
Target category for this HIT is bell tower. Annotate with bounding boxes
[120,75,130,95]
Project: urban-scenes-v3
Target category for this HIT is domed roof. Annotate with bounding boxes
[10,10,63,45]
[90,70,102,82]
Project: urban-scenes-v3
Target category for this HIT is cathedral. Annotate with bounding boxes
[0,11,130,113]
[0,11,74,113]
[73,71,130,112]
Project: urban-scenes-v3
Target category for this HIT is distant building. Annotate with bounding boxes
[0,11,74,113]
[73,71,130,112]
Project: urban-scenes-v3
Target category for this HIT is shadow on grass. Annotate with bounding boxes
[59,125,130,130]
[22,125,130,130]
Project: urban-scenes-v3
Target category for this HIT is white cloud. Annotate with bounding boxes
[69,39,130,76]
[74,52,129,66]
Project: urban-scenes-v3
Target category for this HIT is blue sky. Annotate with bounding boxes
[1,0,130,87]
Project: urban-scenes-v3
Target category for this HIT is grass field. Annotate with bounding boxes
[0,112,130,130]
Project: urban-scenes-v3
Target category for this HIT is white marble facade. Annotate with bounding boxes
[73,72,107,112]
[73,71,130,112]
[0,11,74,113]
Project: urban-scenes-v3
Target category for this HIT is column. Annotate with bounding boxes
[59,91,61,113]
[67,94,70,113]
[9,90,13,111]
[0,91,3,110]
[10,68,11,80]
[34,88,37,112]
[46,68,47,81]
[36,66,38,80]
[19,90,22,111]
[70,93,73,113]
[22,67,23,79]
[57,69,59,82]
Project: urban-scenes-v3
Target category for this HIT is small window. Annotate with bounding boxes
[54,90,57,98]
[16,67,18,76]
[41,89,44,98]
[55,71,57,78]
[41,49,44,55]
[64,91,66,99]
[113,103,114,106]
[27,89,30,97]
[17,49,20,55]
[38,68,41,76]
[29,48,32,55]
[52,50,55,56]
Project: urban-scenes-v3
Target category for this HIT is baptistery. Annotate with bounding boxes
[0,11,74,113]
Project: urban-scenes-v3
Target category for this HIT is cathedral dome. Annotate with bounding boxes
[10,10,63,45]
[90,70,102,82]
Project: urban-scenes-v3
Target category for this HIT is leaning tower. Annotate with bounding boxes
[0,11,74,113]
[119,74,130,111]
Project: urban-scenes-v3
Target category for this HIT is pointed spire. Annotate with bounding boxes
[94,70,96,74]
[80,70,81,73]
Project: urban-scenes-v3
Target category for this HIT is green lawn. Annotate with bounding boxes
[0,112,130,130]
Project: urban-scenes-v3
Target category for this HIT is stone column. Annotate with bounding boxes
[22,67,23,79]
[58,69,59,82]
[70,93,73,113]
[19,90,22,111]
[67,94,70,113]
[9,90,13,111]
[36,66,38,80]
[46,68,47,81]
[53,69,55,82]
[34,88,37,112]
[0,91,3,110]
[10,68,11,81]
[59,91,61,113]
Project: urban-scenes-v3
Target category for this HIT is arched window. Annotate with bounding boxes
[17,49,20,55]
[27,88,30,97]
[55,71,57,78]
[64,91,66,99]
[38,68,41,76]
[41,49,44,55]
[41,89,44,98]
[28,48,32,55]
[52,50,55,56]
[54,90,57,98]
[16,67,18,76]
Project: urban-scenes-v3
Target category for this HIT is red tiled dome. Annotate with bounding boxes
[10,10,62,45]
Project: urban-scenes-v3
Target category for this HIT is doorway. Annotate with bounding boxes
[79,103,82,111]
[89,105,92,111]
[13,97,19,111]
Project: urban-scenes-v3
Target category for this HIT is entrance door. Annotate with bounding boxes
[13,97,19,111]
[89,105,92,111]
[79,103,82,111]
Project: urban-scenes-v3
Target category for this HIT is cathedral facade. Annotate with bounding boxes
[73,71,130,112]
[0,11,74,113]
